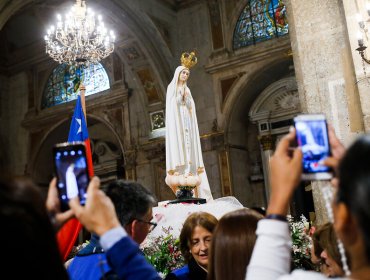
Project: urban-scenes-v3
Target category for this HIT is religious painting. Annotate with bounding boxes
[136,68,161,104]
[122,46,141,61]
[150,110,165,131]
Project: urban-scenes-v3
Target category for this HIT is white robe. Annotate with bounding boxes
[66,164,79,199]
[165,66,213,201]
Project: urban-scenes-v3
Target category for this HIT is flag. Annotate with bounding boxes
[57,94,94,261]
[67,95,94,178]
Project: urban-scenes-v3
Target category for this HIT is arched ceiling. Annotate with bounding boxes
[0,0,189,84]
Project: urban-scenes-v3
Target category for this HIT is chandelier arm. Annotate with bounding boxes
[360,50,370,64]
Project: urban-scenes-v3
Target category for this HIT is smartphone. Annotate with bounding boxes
[293,114,333,180]
[53,141,90,211]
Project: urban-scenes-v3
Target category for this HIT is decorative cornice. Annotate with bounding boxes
[258,134,275,151]
[22,86,128,131]
[141,141,165,161]
[205,38,291,74]
[123,149,137,168]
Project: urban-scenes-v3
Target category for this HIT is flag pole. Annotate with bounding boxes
[79,84,87,123]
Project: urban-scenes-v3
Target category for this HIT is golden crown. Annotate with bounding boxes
[181,51,197,69]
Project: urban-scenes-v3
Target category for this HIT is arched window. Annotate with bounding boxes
[233,0,288,50]
[41,63,110,108]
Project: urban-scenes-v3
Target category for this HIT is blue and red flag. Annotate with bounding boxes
[57,94,94,261]
[67,95,94,177]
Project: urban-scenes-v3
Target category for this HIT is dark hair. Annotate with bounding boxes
[312,223,343,266]
[250,206,266,216]
[207,208,263,280]
[179,212,218,262]
[312,229,324,260]
[0,175,68,279]
[103,180,157,226]
[338,135,370,262]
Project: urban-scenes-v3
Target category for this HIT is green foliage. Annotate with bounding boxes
[141,226,185,278]
[288,215,315,271]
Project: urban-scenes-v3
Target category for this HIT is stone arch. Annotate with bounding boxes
[223,58,293,140]
[222,58,294,207]
[224,0,248,51]
[249,76,299,129]
[31,115,124,190]
[0,0,32,30]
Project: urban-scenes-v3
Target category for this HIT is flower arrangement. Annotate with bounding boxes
[141,226,185,278]
[287,214,315,270]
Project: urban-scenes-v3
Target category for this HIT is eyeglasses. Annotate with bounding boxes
[136,218,157,232]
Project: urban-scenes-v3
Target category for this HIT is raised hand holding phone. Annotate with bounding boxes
[53,141,90,211]
[69,176,121,236]
[46,177,75,229]
[294,114,333,181]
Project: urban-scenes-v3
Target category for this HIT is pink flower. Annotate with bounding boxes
[309,226,316,236]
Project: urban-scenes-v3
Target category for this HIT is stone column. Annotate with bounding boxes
[285,0,362,140]
[123,149,137,181]
[258,134,275,203]
[285,0,364,224]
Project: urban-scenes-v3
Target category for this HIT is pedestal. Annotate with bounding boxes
[168,186,206,204]
[168,197,207,205]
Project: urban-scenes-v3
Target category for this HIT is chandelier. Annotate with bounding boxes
[44,0,115,66]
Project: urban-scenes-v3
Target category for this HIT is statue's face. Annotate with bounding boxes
[179,69,190,83]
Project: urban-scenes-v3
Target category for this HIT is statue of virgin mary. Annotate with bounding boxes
[165,52,213,202]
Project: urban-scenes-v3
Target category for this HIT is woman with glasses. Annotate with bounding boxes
[165,212,218,280]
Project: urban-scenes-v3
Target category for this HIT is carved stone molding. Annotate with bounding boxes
[258,134,275,151]
[123,149,137,169]
[200,131,225,152]
[92,140,121,164]
[142,141,165,162]
[22,85,129,132]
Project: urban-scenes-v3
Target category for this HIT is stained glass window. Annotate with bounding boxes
[42,63,110,108]
[233,0,288,49]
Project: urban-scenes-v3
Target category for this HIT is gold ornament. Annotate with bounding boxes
[181,51,197,69]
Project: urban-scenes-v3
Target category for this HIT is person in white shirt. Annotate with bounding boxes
[246,128,370,280]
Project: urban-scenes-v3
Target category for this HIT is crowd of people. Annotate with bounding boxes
[2,126,370,280]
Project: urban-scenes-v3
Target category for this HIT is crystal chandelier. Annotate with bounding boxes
[44,0,115,66]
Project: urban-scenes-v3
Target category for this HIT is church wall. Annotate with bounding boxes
[203,149,221,198]
[0,74,9,169]
[175,1,216,134]
[136,161,156,195]
[4,72,29,174]
[229,148,249,206]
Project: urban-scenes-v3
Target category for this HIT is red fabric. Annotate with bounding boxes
[57,218,83,260]
[84,138,94,178]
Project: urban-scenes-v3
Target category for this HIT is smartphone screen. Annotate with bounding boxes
[53,142,90,211]
[294,114,333,180]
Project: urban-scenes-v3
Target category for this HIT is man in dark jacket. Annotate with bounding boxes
[67,179,157,280]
